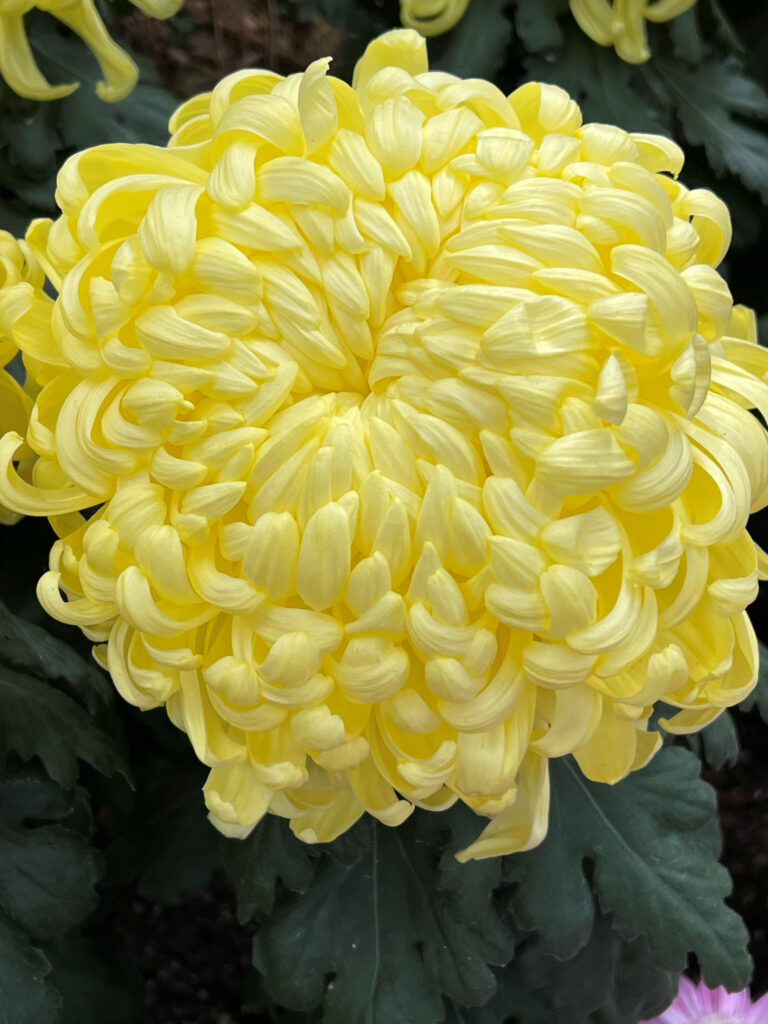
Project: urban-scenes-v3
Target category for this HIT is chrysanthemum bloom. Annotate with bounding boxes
[0,230,45,525]
[400,0,470,37]
[570,0,697,63]
[401,0,697,63]
[1,29,766,859]
[640,977,768,1023]
[0,0,183,101]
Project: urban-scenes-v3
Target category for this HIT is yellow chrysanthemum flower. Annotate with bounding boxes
[571,0,697,63]
[0,0,183,102]
[1,29,766,860]
[400,0,470,36]
[400,0,697,63]
[0,230,45,525]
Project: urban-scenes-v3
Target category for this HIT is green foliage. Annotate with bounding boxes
[0,767,103,1024]
[0,600,127,787]
[0,526,135,1024]
[45,937,143,1024]
[0,770,100,939]
[512,0,568,53]
[233,749,745,1023]
[686,710,740,771]
[0,914,60,1024]
[222,814,315,921]
[105,760,222,902]
[471,911,676,1024]
[504,749,751,990]
[428,0,513,80]
[0,598,111,712]
[649,57,768,202]
[252,807,515,1022]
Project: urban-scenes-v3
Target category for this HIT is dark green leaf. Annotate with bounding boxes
[597,932,677,1024]
[708,0,746,56]
[106,762,221,902]
[0,770,104,1022]
[254,806,514,1021]
[0,768,73,827]
[504,749,751,989]
[59,80,175,151]
[471,911,675,1024]
[0,598,111,713]
[504,771,593,960]
[741,4,768,91]
[668,9,705,63]
[222,815,315,922]
[650,58,768,201]
[46,936,144,1024]
[686,710,740,770]
[702,711,740,768]
[0,772,101,939]
[430,0,513,80]
[0,665,126,787]
[4,111,58,176]
[512,0,568,53]
[0,196,38,238]
[0,915,59,1024]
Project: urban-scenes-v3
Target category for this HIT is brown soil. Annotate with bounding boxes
[704,711,768,994]
[99,874,262,1024]
[112,0,346,97]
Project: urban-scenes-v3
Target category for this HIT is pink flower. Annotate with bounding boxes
[641,977,768,1024]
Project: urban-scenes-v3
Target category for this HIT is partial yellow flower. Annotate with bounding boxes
[0,230,45,524]
[0,0,184,102]
[1,29,766,860]
[570,0,697,63]
[399,0,696,63]
[400,0,471,36]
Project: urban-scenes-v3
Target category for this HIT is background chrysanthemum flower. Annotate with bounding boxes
[400,0,697,63]
[0,229,45,525]
[571,0,698,63]
[0,0,184,101]
[1,28,766,860]
[640,976,768,1023]
[400,0,471,36]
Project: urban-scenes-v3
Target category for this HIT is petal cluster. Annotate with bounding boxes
[570,0,697,63]
[0,0,183,102]
[1,29,766,859]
